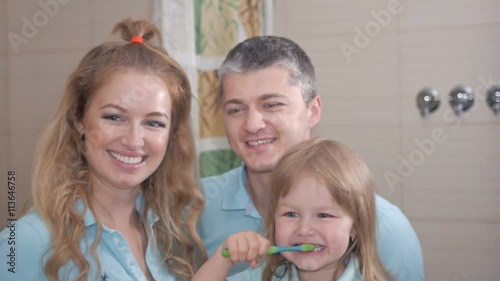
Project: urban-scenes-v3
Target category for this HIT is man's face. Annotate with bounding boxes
[220,65,321,174]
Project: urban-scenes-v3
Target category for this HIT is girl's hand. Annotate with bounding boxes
[222,231,271,268]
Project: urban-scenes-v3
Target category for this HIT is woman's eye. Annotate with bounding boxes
[102,114,121,121]
[146,120,166,128]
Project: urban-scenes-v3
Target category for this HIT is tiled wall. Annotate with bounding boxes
[274,0,500,280]
[1,0,499,280]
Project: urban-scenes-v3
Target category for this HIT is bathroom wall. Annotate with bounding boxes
[274,0,500,280]
[1,0,499,280]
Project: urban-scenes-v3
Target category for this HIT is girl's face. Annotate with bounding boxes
[274,174,354,279]
[79,69,172,192]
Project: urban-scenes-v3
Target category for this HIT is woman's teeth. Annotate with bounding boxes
[110,151,143,164]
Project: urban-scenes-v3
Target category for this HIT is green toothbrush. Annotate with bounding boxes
[222,244,315,257]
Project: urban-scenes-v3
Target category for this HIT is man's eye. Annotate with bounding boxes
[228,108,242,114]
[264,103,281,109]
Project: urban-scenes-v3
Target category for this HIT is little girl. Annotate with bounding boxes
[194,138,393,281]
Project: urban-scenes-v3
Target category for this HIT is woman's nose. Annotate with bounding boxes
[121,124,144,149]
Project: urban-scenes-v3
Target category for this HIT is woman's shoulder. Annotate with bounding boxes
[8,210,50,236]
[0,210,51,279]
[0,210,51,250]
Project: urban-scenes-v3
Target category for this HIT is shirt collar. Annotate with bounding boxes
[221,166,262,219]
[338,254,362,281]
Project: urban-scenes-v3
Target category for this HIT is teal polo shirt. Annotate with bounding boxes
[0,195,176,281]
[199,166,425,280]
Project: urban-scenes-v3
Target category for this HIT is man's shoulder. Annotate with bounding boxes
[374,194,425,281]
[374,194,413,228]
[201,166,243,187]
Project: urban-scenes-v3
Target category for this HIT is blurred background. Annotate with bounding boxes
[0,0,499,280]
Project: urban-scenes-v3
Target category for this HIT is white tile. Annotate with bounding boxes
[319,95,399,126]
[9,51,86,132]
[401,0,500,30]
[6,0,91,54]
[413,220,500,280]
[314,126,401,206]
[293,32,399,125]
[0,55,7,133]
[0,0,6,55]
[280,0,399,37]
[91,0,153,45]
[10,131,39,221]
[273,0,287,36]
[400,125,500,220]
[400,26,500,124]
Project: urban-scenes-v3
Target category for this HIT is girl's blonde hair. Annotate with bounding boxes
[263,137,392,281]
[31,18,206,281]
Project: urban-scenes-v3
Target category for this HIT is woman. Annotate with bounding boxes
[0,18,205,281]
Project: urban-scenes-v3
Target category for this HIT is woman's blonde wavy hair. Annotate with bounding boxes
[31,18,206,281]
[263,137,393,281]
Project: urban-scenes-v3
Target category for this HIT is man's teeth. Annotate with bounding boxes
[247,139,273,146]
[110,152,143,164]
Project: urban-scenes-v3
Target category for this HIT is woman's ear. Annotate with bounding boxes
[76,121,86,143]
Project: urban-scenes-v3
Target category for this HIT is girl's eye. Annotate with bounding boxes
[284,211,298,218]
[102,114,121,121]
[146,120,166,128]
[318,213,333,218]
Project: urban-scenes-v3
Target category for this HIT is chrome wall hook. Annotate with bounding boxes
[416,88,440,117]
[448,85,474,116]
[486,84,500,115]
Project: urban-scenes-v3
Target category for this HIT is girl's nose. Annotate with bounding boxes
[297,217,315,236]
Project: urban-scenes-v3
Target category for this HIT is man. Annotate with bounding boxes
[198,36,424,280]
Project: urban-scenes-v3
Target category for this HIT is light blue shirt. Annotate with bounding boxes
[198,166,425,280]
[227,255,362,281]
[0,196,177,281]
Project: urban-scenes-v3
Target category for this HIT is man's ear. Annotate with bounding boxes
[308,96,322,128]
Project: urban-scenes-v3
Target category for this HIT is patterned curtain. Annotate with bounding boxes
[154,0,272,177]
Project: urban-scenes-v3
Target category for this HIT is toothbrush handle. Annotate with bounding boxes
[221,246,279,257]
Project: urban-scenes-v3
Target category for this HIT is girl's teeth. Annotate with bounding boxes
[110,152,143,164]
[314,245,325,252]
